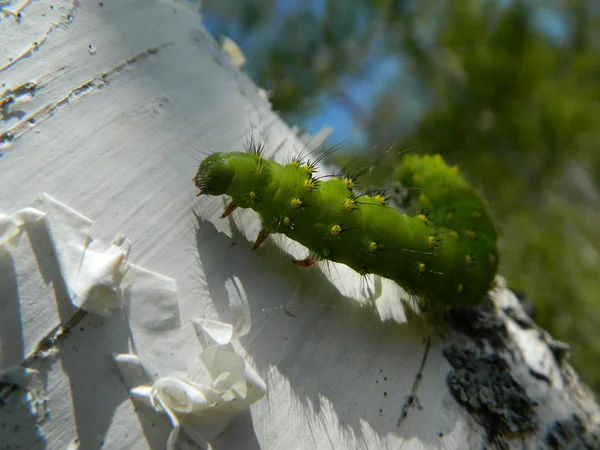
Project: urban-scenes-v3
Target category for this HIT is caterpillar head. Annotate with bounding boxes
[194,153,235,196]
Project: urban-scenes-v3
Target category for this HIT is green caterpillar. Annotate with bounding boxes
[194,142,499,309]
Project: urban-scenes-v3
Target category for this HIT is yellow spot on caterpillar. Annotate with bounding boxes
[450,166,459,173]
[331,176,339,181]
[343,197,357,211]
[465,230,477,238]
[303,164,315,174]
[472,210,483,219]
[367,241,378,253]
[290,160,301,168]
[465,254,474,266]
[434,154,442,162]
[291,198,302,209]
[343,177,354,190]
[331,224,342,236]
[322,249,331,258]
[249,191,258,202]
[418,262,426,274]
[423,154,431,160]
[446,210,454,219]
[417,214,429,225]
[283,217,291,226]
[304,178,316,192]
[428,235,440,249]
[449,231,460,239]
[419,194,428,203]
[373,194,386,205]
[456,284,464,294]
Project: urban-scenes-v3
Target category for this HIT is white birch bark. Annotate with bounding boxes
[0,1,598,449]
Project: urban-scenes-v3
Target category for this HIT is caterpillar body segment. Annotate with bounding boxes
[195,151,499,309]
[394,154,500,301]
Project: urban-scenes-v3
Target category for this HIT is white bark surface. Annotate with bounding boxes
[1,1,598,449]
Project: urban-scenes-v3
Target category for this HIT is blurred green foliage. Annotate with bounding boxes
[202,0,600,393]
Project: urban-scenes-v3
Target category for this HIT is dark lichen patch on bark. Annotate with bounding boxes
[443,345,538,448]
[445,300,507,350]
[546,414,600,449]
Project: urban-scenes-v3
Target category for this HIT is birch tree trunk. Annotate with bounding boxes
[1,1,598,449]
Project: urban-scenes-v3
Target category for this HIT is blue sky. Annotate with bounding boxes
[200,0,567,149]
[301,56,402,146]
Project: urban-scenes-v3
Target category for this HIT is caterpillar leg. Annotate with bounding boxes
[252,228,270,250]
[293,257,317,267]
[221,201,238,218]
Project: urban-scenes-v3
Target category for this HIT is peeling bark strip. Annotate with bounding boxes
[0,44,172,151]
